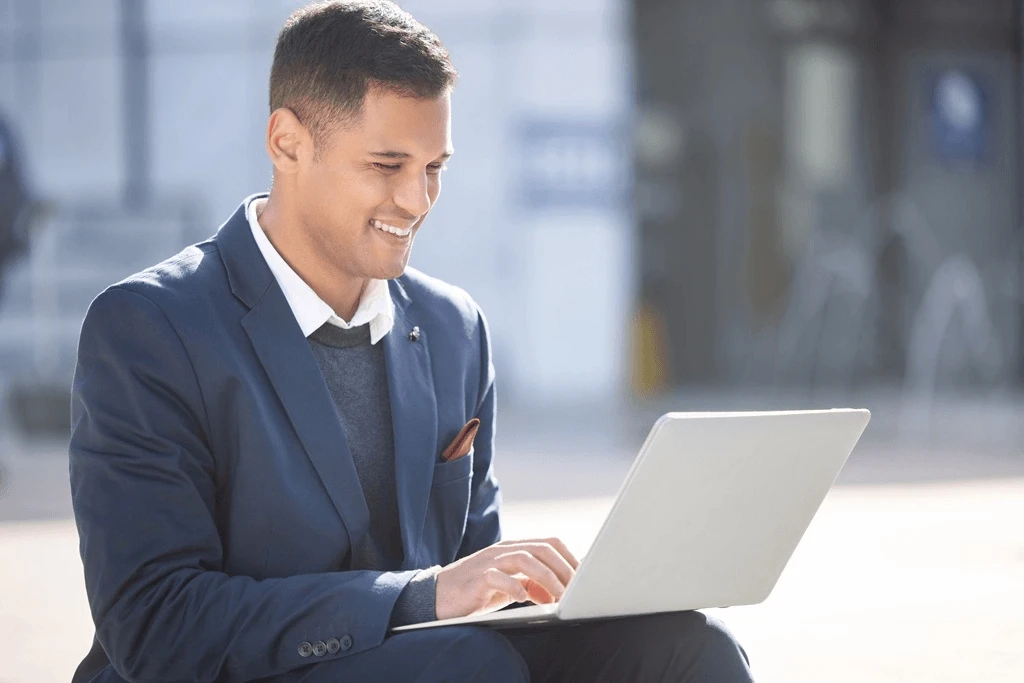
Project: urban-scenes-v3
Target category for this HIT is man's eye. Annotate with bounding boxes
[373,163,401,172]
[427,164,447,174]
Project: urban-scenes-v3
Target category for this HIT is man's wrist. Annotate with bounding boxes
[389,566,442,627]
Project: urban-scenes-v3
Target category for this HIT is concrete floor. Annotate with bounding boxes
[503,481,1024,683]
[1,409,1023,682]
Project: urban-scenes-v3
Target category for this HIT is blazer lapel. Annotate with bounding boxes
[383,280,438,569]
[241,288,371,548]
[219,198,370,547]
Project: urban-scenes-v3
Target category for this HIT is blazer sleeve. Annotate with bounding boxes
[456,303,502,558]
[69,286,419,683]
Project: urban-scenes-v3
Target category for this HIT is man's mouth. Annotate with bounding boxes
[370,219,413,238]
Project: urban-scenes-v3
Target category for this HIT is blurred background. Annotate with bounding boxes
[0,1,1021,681]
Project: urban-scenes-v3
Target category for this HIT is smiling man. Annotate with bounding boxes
[68,2,752,682]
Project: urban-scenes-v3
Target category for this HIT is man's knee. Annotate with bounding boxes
[702,616,749,659]
[441,627,529,682]
[631,612,752,682]
[687,614,752,682]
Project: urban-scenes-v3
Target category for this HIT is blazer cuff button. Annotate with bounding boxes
[298,642,314,658]
[312,640,328,657]
[340,634,354,652]
[326,638,341,654]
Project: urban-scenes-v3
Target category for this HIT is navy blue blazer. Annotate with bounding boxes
[69,199,502,683]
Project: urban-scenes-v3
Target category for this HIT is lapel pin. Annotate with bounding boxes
[408,326,421,342]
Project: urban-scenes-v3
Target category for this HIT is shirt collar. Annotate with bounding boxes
[246,196,395,344]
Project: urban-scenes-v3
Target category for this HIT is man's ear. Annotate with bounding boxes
[266,108,308,174]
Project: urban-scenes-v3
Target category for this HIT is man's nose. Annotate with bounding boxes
[393,171,431,218]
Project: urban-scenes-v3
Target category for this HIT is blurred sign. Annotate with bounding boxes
[930,69,988,165]
[517,120,628,210]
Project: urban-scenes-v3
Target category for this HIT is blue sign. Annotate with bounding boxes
[517,120,628,210]
[930,69,988,165]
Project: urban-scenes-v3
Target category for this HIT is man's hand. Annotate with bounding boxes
[434,538,580,620]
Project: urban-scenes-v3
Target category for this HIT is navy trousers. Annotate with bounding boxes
[263,611,753,682]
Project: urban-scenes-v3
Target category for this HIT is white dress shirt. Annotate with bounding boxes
[246,196,395,345]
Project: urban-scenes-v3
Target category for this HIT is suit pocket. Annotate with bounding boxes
[423,450,474,563]
[433,447,474,484]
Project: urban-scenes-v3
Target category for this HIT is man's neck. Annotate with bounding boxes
[256,194,366,321]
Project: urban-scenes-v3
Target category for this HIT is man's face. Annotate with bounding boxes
[294,87,452,281]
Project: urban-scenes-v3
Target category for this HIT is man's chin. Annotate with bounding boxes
[377,257,411,281]
[365,237,414,280]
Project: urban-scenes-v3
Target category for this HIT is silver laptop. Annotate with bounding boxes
[393,409,871,632]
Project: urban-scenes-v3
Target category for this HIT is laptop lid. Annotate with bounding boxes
[556,409,870,621]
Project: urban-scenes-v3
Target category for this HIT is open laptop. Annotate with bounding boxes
[393,408,871,632]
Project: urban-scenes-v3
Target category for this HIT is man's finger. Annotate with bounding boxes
[493,537,580,572]
[483,567,528,603]
[505,542,575,586]
[543,537,580,570]
[520,577,557,604]
[493,550,566,599]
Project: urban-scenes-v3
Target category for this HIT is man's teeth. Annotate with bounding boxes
[372,219,411,237]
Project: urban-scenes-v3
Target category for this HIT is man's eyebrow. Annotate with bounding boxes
[369,150,454,160]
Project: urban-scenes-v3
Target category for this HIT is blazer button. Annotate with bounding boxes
[340,634,354,652]
[326,638,341,654]
[298,642,314,658]
[312,640,328,657]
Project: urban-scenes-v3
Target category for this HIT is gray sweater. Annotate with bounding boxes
[308,321,439,627]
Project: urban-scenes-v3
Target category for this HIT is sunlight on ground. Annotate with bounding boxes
[504,480,1024,683]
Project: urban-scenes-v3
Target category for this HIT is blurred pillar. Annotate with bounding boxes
[865,0,906,380]
[121,0,151,209]
[1017,0,1024,383]
[632,0,724,388]
[495,5,634,407]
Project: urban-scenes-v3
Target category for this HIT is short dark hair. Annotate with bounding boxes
[269,1,457,147]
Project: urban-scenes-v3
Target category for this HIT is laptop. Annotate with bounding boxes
[393,408,871,632]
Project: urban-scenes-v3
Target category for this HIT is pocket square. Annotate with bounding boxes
[442,418,480,462]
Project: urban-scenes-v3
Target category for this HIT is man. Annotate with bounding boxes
[0,114,35,302]
[69,2,753,681]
